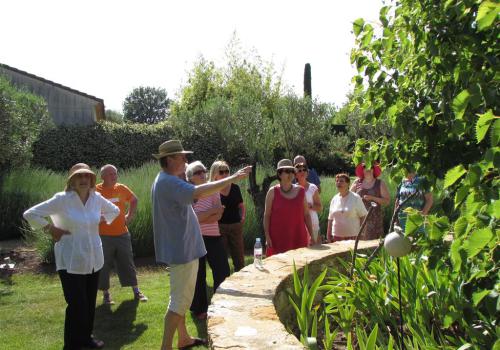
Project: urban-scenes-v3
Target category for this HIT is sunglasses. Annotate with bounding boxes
[279,169,295,175]
[193,169,206,176]
[219,169,230,175]
[295,167,308,173]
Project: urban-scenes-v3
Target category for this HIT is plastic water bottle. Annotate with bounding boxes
[254,238,263,269]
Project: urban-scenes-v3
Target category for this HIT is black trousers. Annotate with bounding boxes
[190,236,230,314]
[58,269,100,350]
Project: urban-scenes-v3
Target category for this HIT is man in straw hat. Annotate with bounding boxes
[151,140,251,350]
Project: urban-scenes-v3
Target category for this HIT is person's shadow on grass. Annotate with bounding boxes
[94,299,147,349]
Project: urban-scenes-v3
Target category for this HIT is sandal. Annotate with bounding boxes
[178,337,207,350]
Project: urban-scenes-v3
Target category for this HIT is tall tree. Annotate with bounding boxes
[123,86,170,124]
[170,43,333,233]
[303,63,312,97]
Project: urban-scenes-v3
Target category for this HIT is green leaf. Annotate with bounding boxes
[306,268,327,311]
[476,1,500,31]
[292,261,302,296]
[466,228,493,258]
[491,118,500,146]
[427,215,449,240]
[453,217,468,237]
[405,209,424,235]
[489,200,499,219]
[467,269,487,283]
[472,290,491,307]
[365,324,378,350]
[454,185,470,209]
[452,89,471,120]
[362,25,374,46]
[450,238,463,272]
[353,18,365,37]
[456,343,473,350]
[466,164,481,187]
[444,164,467,188]
[476,110,495,143]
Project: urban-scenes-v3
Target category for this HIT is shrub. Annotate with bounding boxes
[0,74,51,176]
[32,121,174,172]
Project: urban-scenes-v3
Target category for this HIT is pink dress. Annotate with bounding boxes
[267,185,309,257]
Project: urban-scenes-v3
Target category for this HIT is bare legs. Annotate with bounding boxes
[160,311,197,350]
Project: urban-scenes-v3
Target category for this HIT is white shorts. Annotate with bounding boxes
[168,259,199,315]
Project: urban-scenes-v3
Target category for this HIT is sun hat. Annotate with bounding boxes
[355,162,382,178]
[276,159,295,170]
[66,163,96,189]
[152,140,193,159]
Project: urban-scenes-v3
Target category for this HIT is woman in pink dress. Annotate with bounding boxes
[263,159,313,257]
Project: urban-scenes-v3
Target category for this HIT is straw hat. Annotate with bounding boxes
[152,140,193,159]
[276,159,295,170]
[66,163,96,189]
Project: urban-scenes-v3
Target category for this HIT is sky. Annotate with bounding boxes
[1,0,383,112]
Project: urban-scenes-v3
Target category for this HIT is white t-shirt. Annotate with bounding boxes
[328,191,368,237]
[305,183,320,232]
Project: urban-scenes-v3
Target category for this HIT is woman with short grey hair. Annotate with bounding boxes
[186,161,230,320]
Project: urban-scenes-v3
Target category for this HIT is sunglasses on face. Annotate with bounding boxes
[193,169,206,176]
[295,167,308,173]
[219,169,230,175]
[279,169,295,175]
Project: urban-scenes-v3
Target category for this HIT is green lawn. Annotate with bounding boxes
[0,265,215,350]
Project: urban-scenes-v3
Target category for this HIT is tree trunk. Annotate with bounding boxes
[247,161,276,245]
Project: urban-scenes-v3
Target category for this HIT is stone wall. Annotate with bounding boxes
[207,240,379,349]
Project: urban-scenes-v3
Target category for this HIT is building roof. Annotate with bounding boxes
[0,62,104,103]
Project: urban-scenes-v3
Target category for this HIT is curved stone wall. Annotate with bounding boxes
[207,240,379,349]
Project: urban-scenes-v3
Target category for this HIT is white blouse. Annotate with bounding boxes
[23,190,119,274]
[305,183,320,232]
[328,191,368,237]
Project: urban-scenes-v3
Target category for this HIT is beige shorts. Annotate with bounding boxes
[168,259,199,315]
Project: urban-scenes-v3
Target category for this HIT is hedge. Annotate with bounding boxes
[32,121,175,171]
[31,120,252,172]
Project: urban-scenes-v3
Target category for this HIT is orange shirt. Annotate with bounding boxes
[96,183,134,236]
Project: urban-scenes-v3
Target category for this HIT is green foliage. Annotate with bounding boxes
[347,3,499,347]
[0,75,51,175]
[304,63,312,97]
[123,86,170,124]
[31,121,174,171]
[350,0,499,180]
[104,109,124,123]
[170,39,350,232]
[288,262,327,346]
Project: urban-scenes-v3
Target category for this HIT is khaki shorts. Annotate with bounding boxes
[168,259,199,315]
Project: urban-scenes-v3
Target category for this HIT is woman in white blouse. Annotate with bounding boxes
[327,173,368,242]
[24,163,119,350]
[294,162,323,244]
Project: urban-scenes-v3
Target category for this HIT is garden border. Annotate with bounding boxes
[207,240,379,349]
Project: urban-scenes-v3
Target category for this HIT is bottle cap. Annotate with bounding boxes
[256,238,261,242]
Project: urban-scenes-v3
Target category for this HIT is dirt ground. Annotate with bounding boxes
[0,239,159,275]
[0,240,50,274]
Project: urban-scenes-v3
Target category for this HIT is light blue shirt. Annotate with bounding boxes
[151,171,206,265]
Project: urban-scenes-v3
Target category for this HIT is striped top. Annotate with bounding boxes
[193,192,222,236]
